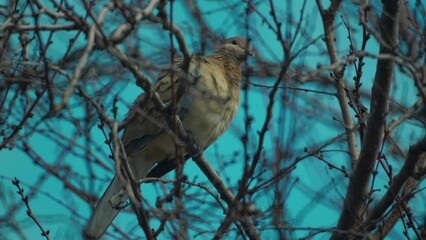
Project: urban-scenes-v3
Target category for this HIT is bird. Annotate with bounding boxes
[85,36,253,239]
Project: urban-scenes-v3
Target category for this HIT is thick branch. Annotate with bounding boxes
[331,1,401,239]
[316,0,359,168]
[192,154,260,240]
[362,136,426,232]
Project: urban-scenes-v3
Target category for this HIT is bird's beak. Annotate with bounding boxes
[249,49,255,57]
[246,48,255,57]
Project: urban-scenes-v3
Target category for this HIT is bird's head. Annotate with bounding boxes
[217,36,254,63]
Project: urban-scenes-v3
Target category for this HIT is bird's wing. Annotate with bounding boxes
[121,57,211,156]
[121,63,182,155]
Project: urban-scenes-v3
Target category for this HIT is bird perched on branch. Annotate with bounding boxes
[85,36,253,239]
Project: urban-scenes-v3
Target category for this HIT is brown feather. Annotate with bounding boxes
[85,36,252,239]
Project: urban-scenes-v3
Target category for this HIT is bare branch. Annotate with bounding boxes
[331,1,402,238]
[316,0,359,168]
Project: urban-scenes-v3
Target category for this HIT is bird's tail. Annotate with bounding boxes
[85,176,128,239]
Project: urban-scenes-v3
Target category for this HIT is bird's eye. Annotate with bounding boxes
[231,40,238,45]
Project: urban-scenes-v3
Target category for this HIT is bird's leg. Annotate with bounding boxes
[184,130,203,157]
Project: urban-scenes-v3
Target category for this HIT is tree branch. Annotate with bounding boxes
[362,135,426,231]
[316,0,359,168]
[331,1,401,239]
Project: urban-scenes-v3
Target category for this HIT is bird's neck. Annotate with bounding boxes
[211,51,243,65]
[210,53,242,88]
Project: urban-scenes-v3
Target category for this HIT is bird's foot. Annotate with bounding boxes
[184,131,203,156]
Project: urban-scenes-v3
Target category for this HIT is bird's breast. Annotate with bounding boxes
[181,74,240,147]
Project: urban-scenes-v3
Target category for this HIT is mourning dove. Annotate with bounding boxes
[85,36,253,239]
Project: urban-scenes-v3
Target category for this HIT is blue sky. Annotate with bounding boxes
[1,1,424,239]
